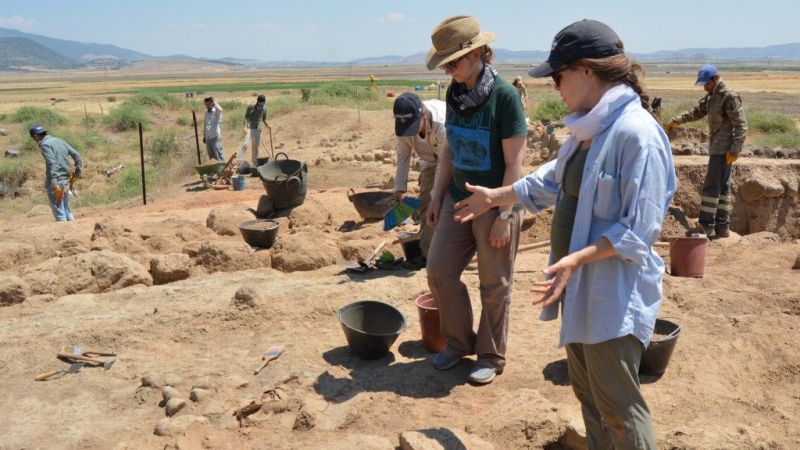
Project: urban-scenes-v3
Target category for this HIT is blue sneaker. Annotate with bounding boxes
[431,351,461,371]
[468,363,498,384]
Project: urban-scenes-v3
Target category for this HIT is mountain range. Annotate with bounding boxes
[1,27,799,71]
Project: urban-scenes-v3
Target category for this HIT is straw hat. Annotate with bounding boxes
[426,15,496,70]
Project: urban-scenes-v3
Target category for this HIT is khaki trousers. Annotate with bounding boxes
[415,165,436,258]
[426,193,521,370]
[566,335,656,450]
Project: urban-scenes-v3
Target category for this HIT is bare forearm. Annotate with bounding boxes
[572,237,617,267]
[497,166,521,212]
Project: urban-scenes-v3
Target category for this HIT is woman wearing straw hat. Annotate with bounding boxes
[424,15,527,385]
[452,19,676,448]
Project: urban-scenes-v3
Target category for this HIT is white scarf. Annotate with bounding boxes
[555,84,637,183]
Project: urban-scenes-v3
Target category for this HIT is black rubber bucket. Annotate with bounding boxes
[640,318,681,376]
[238,219,279,249]
[257,152,308,210]
[401,238,421,261]
[336,300,406,359]
[347,188,394,220]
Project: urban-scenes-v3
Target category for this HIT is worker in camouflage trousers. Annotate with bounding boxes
[667,64,747,239]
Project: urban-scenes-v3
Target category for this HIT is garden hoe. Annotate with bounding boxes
[254,345,286,375]
[35,363,83,381]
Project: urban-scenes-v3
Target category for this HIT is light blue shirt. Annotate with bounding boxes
[512,92,677,348]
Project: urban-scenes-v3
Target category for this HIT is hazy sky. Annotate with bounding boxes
[1,0,798,61]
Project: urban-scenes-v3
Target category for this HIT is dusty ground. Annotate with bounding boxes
[1,105,799,450]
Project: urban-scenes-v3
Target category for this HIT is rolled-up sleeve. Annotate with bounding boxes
[601,140,676,266]
[394,137,413,192]
[512,159,559,213]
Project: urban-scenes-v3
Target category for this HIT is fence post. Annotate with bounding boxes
[139,123,147,205]
[192,110,202,165]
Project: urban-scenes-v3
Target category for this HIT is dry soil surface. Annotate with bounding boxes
[1,107,799,450]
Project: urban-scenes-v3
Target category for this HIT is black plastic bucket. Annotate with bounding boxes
[401,239,421,261]
[640,318,681,376]
[257,152,308,210]
[238,219,279,249]
[347,188,394,219]
[336,300,406,359]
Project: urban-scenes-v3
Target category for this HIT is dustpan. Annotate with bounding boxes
[383,197,420,231]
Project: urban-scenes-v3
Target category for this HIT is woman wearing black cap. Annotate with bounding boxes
[453,19,677,448]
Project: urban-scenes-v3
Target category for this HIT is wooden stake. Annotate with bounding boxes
[192,110,202,165]
[139,123,147,205]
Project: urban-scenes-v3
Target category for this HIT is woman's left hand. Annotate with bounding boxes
[531,253,580,307]
[488,217,511,248]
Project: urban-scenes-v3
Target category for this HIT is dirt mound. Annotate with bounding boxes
[149,253,191,285]
[270,229,339,272]
[206,204,256,237]
[0,241,35,269]
[22,250,152,296]
[195,241,271,273]
[0,275,27,306]
[671,158,800,239]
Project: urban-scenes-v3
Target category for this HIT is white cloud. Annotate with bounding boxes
[0,15,37,31]
[380,13,407,23]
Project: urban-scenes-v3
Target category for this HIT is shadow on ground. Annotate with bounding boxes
[314,345,467,402]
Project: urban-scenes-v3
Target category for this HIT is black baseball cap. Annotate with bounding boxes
[393,93,423,137]
[529,19,624,78]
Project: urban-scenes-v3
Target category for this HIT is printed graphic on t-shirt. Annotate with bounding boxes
[447,125,491,171]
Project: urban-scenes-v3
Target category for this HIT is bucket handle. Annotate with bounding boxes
[658,316,682,339]
[274,152,289,161]
[274,173,300,187]
[287,176,301,188]
[347,187,356,202]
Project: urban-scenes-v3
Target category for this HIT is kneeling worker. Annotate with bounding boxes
[393,92,446,269]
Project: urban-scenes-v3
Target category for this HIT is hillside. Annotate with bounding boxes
[0,27,149,62]
[0,37,78,70]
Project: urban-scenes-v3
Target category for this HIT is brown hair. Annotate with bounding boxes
[479,45,495,65]
[575,51,650,111]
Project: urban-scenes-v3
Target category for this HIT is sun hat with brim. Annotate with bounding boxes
[426,15,496,71]
[528,19,624,78]
[694,64,718,86]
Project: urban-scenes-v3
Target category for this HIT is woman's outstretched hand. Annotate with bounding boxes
[531,254,579,307]
[453,183,496,223]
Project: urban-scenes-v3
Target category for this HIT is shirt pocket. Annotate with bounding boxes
[593,172,621,221]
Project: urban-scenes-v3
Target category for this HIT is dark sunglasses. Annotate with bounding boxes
[551,64,580,88]
[443,53,468,71]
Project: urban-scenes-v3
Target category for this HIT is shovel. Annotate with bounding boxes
[57,353,116,370]
[35,363,82,381]
[254,345,286,375]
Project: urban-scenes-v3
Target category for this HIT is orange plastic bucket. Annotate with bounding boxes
[669,236,707,278]
[414,292,446,353]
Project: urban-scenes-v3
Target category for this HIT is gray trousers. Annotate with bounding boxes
[205,136,224,161]
[249,129,262,166]
[566,335,656,450]
[426,193,521,370]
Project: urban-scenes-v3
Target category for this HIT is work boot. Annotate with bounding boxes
[401,255,427,271]
[686,224,715,239]
[714,223,730,238]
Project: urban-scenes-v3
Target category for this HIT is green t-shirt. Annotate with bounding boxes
[445,76,528,201]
